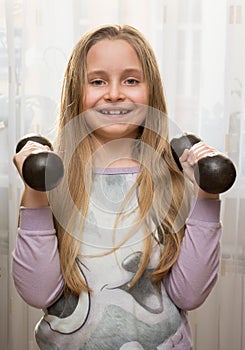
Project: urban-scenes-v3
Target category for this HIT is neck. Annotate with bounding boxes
[91,136,139,168]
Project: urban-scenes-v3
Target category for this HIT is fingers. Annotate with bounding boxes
[178,141,220,188]
[191,141,218,159]
[179,141,218,167]
[20,141,51,153]
[13,141,51,177]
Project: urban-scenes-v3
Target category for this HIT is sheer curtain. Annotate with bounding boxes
[0,0,244,349]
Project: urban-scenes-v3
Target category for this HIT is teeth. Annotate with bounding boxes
[101,110,129,115]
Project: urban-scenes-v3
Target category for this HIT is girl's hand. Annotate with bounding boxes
[13,141,50,207]
[13,141,50,180]
[179,142,219,199]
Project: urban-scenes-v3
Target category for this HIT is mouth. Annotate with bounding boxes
[100,109,130,115]
[96,107,133,117]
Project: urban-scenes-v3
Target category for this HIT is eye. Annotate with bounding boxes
[90,79,106,86]
[125,78,139,85]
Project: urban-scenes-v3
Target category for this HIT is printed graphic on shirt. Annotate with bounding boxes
[35,251,182,350]
[35,173,186,349]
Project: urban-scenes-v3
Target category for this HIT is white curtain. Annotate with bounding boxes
[0,0,244,349]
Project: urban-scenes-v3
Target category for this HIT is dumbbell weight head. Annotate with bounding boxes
[194,154,236,194]
[22,151,64,191]
[16,134,64,191]
[170,133,236,194]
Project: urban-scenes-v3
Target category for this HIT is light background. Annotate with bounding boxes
[0,0,244,349]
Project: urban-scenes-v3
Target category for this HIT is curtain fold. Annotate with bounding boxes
[0,1,244,349]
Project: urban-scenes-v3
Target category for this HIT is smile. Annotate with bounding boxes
[99,109,132,116]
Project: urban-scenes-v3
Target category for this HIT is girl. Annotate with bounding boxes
[13,25,222,350]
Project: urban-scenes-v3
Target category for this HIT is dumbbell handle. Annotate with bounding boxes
[16,134,53,153]
[16,134,64,192]
[170,133,236,194]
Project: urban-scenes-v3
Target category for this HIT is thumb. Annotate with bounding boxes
[179,149,190,163]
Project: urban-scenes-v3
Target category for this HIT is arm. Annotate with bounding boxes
[12,206,64,308]
[12,142,64,308]
[164,197,222,310]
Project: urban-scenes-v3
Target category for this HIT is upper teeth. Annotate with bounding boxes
[101,110,129,115]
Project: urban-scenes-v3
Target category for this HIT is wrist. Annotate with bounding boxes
[194,185,219,200]
[21,186,49,207]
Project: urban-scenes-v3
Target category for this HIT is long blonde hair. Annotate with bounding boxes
[49,25,192,295]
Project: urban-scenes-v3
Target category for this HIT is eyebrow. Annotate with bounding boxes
[87,68,143,76]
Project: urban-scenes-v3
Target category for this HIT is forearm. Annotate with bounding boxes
[164,198,222,310]
[20,186,49,207]
[12,206,64,308]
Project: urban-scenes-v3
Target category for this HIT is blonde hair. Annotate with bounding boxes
[49,25,192,295]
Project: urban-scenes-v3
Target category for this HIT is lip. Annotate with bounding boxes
[96,107,133,118]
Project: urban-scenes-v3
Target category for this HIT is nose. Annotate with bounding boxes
[104,82,125,102]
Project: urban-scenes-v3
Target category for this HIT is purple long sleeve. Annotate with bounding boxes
[12,198,221,311]
[12,207,64,308]
[164,198,222,310]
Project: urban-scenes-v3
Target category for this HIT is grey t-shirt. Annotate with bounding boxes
[37,169,186,349]
[13,167,222,350]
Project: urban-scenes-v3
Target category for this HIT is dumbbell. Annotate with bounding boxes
[16,134,64,191]
[170,133,236,194]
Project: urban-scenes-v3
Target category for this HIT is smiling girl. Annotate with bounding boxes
[13,25,222,349]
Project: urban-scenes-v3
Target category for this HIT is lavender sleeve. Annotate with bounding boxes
[164,198,222,311]
[12,207,64,308]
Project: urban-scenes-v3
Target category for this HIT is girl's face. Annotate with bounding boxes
[83,39,149,144]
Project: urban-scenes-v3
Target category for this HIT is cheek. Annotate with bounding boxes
[141,92,149,105]
[132,87,149,105]
[83,90,93,110]
[83,87,102,110]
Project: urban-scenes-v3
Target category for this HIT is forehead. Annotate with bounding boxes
[86,39,142,71]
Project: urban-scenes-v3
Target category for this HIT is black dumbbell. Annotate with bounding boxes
[170,133,236,194]
[16,134,64,191]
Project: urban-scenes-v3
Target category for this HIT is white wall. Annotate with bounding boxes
[0,0,244,349]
